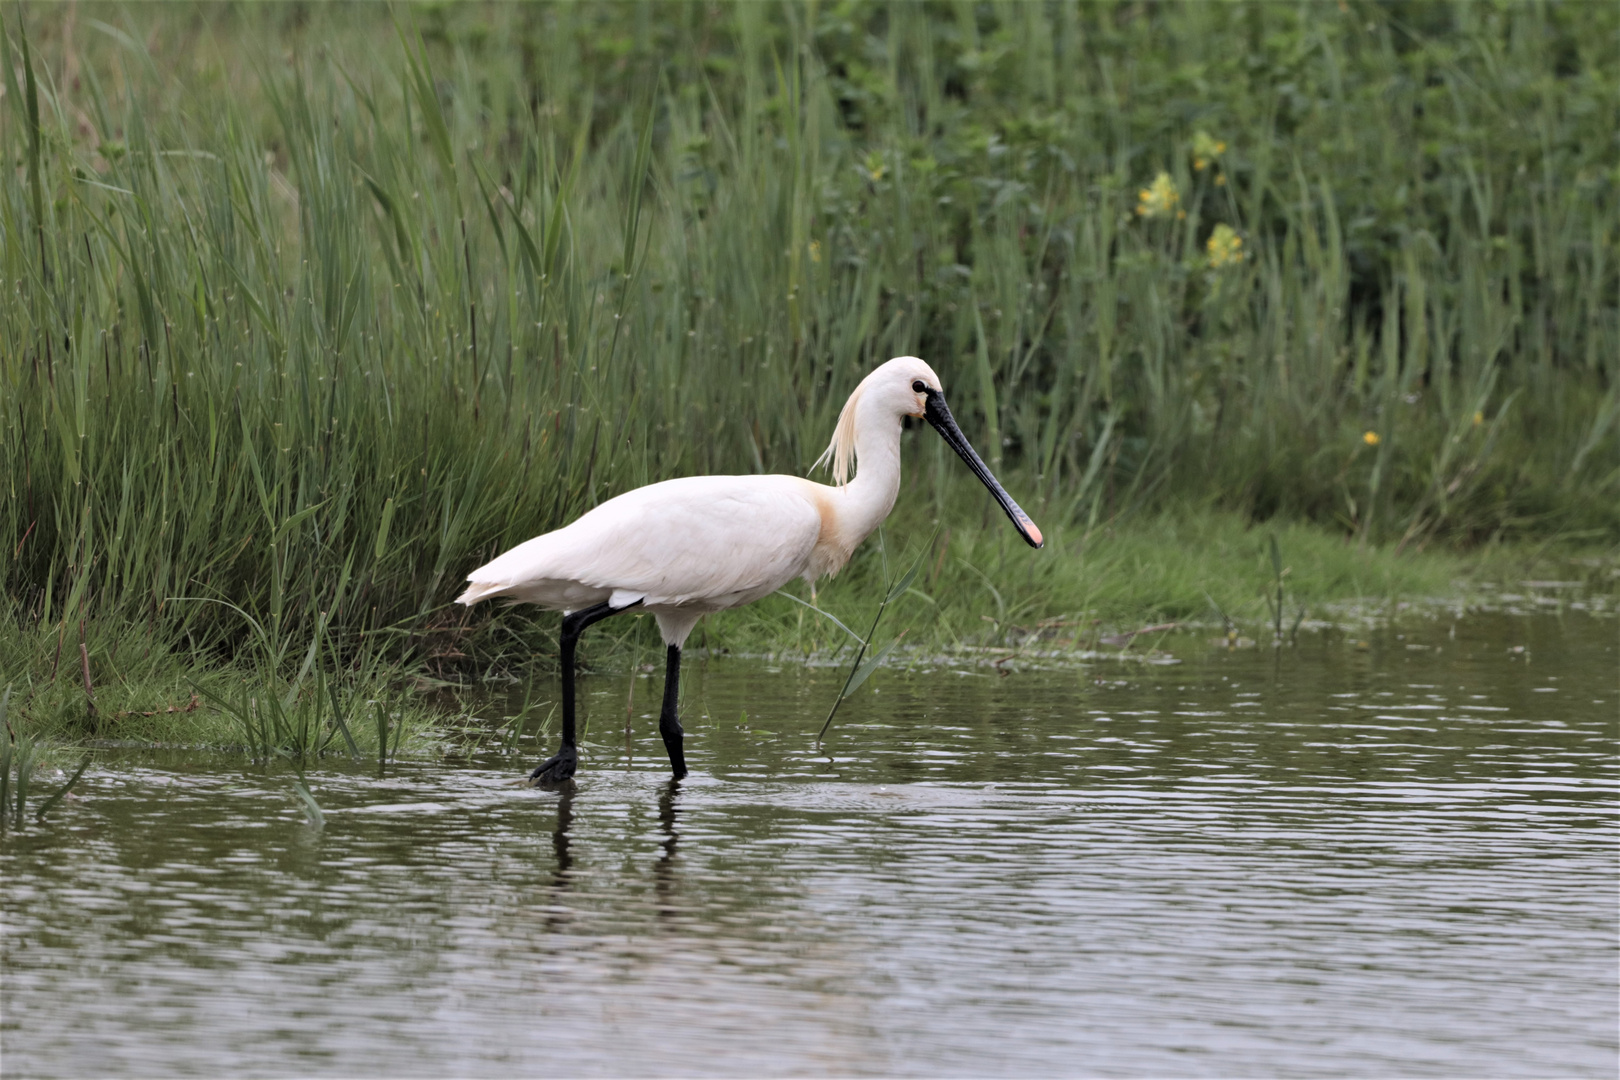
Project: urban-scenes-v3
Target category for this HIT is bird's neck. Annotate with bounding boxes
[836,403,904,548]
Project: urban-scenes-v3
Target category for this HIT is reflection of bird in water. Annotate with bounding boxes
[655,779,681,920]
[457,357,1043,788]
[551,790,574,881]
[534,791,578,936]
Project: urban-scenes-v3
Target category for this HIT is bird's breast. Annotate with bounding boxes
[802,484,859,581]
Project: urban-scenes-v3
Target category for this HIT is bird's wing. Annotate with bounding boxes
[460,475,823,610]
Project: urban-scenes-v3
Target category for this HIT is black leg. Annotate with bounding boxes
[530,600,636,787]
[658,643,688,779]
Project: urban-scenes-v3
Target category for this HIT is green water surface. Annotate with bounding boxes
[2,610,1615,1077]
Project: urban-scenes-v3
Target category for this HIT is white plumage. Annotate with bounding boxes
[457,355,1042,785]
[457,474,827,646]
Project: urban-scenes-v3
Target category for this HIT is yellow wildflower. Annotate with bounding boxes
[1472,410,1484,426]
[1136,172,1179,218]
[809,240,822,264]
[1363,431,1380,446]
[1192,130,1227,171]
[1206,224,1244,268]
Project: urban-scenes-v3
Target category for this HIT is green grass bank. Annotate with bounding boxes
[1,3,1616,752]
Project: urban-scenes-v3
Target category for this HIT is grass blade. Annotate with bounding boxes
[34,754,92,821]
[291,780,325,829]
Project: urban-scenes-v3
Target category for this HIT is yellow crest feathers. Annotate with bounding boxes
[812,381,864,486]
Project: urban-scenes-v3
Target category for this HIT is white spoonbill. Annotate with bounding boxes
[456,356,1042,785]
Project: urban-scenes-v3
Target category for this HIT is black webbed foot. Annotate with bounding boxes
[529,744,578,788]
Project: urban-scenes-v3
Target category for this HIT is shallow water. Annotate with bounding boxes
[3,610,1616,1077]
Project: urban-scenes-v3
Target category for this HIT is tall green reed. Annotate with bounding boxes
[1,2,1613,685]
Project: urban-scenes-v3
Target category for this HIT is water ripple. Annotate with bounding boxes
[2,611,1615,1076]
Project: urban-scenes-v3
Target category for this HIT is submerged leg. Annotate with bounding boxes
[530,600,636,786]
[658,643,688,780]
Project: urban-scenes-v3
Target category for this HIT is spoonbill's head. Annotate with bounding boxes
[831,356,1044,550]
[857,355,946,419]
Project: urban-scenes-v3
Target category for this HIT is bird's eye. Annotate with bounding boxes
[911,380,928,393]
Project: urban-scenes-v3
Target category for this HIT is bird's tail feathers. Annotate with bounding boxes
[455,580,509,606]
